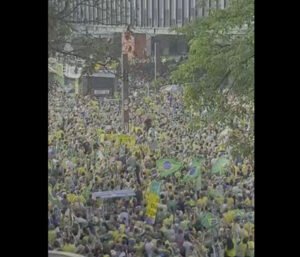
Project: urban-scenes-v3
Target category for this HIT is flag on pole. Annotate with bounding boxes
[156,159,182,178]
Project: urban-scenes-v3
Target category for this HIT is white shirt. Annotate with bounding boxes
[183,241,193,256]
[145,241,154,257]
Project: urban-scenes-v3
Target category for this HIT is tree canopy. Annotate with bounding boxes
[48,0,121,75]
[172,0,254,159]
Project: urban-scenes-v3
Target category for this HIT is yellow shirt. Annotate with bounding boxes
[62,244,76,253]
[197,196,208,207]
[234,165,240,177]
[236,242,247,257]
[247,241,255,257]
[112,230,119,241]
[223,210,235,224]
[215,196,224,206]
[241,228,249,239]
[77,167,86,175]
[242,164,248,175]
[227,197,234,208]
[244,223,254,234]
[225,247,236,257]
[248,241,254,249]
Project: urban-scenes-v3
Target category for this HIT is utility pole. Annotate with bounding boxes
[121,53,129,133]
[154,41,157,81]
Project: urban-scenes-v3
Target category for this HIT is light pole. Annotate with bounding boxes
[154,41,157,81]
[153,28,157,82]
[121,53,129,133]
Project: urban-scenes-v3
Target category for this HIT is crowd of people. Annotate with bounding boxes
[48,79,254,257]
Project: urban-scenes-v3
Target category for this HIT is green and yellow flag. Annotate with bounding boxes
[183,159,203,181]
[156,159,182,178]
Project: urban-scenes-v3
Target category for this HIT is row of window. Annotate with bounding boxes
[50,0,228,27]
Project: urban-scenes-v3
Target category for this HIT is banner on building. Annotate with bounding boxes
[122,30,135,60]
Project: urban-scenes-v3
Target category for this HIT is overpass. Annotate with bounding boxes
[50,0,229,35]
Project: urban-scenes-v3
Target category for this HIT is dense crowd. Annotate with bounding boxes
[48,80,254,257]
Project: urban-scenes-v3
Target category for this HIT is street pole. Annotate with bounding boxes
[147,82,150,97]
[154,41,157,81]
[121,53,129,133]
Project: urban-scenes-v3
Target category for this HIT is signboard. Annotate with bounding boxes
[94,89,110,95]
[92,189,136,200]
[122,31,135,60]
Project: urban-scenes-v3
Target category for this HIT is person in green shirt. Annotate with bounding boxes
[236,238,248,257]
[167,195,177,214]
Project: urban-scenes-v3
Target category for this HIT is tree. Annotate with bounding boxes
[172,0,254,159]
[48,0,124,74]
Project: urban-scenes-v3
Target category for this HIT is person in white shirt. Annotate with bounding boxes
[183,235,194,257]
[144,237,155,257]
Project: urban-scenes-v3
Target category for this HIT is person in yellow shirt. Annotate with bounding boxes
[236,238,248,257]
[225,238,236,257]
[246,238,254,257]
[226,195,235,209]
[197,195,208,211]
[244,222,254,235]
[243,195,252,207]
[242,163,248,176]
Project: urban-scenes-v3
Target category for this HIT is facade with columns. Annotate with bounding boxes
[49,0,228,28]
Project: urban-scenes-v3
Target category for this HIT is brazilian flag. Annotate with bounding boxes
[211,157,230,174]
[183,159,203,181]
[157,159,182,178]
[199,212,218,229]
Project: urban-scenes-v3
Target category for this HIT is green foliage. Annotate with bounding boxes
[173,0,254,158]
[48,1,120,75]
[174,0,254,97]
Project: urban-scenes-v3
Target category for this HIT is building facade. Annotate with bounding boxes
[49,0,229,28]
